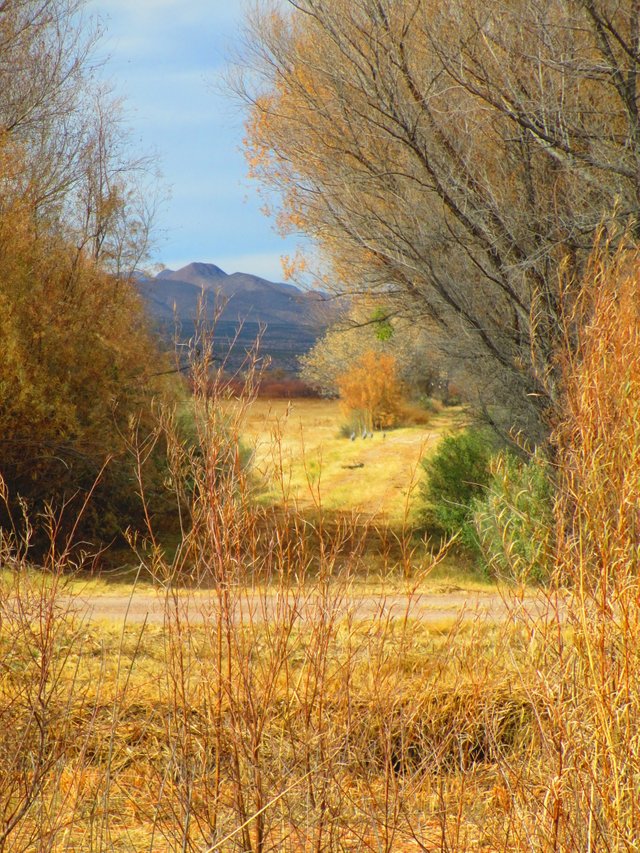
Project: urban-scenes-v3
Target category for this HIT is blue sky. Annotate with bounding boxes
[88,0,300,282]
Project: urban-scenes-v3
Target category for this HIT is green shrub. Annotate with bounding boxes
[419,427,497,547]
[416,395,442,416]
[338,417,362,439]
[472,451,554,584]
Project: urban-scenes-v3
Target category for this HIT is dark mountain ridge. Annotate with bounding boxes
[138,262,330,371]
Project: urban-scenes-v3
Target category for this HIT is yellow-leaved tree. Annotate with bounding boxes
[337,350,402,432]
[0,147,167,540]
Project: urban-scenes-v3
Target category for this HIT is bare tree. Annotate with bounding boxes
[239,0,640,442]
[300,306,440,397]
[70,89,160,275]
[0,0,159,270]
[0,1,97,207]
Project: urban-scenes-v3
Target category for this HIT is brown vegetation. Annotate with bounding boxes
[0,167,163,537]
[223,373,319,399]
[3,241,640,849]
[337,350,403,431]
[239,0,640,441]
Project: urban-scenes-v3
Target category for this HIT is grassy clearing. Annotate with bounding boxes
[234,398,465,524]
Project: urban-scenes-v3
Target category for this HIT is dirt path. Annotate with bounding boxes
[67,587,547,626]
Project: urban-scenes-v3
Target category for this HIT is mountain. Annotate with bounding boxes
[137,262,331,371]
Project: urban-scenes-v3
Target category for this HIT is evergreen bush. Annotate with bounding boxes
[418,427,496,548]
[472,452,554,583]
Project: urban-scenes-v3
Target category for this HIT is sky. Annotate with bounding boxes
[88,0,300,282]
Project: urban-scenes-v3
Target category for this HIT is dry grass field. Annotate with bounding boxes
[0,561,535,853]
[5,242,640,853]
[234,398,465,524]
[3,389,521,853]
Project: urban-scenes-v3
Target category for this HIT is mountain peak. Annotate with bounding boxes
[156,262,229,290]
[178,261,227,278]
[137,259,334,369]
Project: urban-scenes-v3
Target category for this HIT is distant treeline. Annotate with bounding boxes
[191,372,321,400]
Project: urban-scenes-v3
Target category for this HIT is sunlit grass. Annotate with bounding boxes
[234,397,466,524]
[0,563,529,851]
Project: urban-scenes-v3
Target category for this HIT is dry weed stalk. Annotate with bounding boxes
[119,327,530,852]
[0,478,142,853]
[547,240,640,849]
[480,240,640,851]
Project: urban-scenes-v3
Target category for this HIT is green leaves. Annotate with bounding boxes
[419,427,496,548]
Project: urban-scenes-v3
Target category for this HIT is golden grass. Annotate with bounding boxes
[4,239,640,853]
[234,398,465,524]
[0,568,528,852]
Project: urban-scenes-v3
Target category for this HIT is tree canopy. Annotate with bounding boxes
[300,307,440,398]
[337,349,403,431]
[0,1,165,539]
[241,0,640,442]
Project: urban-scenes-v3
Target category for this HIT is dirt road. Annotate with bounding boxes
[67,587,548,626]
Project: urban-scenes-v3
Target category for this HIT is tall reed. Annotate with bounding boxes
[481,239,640,851]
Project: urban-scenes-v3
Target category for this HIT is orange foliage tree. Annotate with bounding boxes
[0,0,165,541]
[337,351,403,431]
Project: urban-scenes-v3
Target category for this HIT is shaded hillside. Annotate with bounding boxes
[138,262,331,370]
